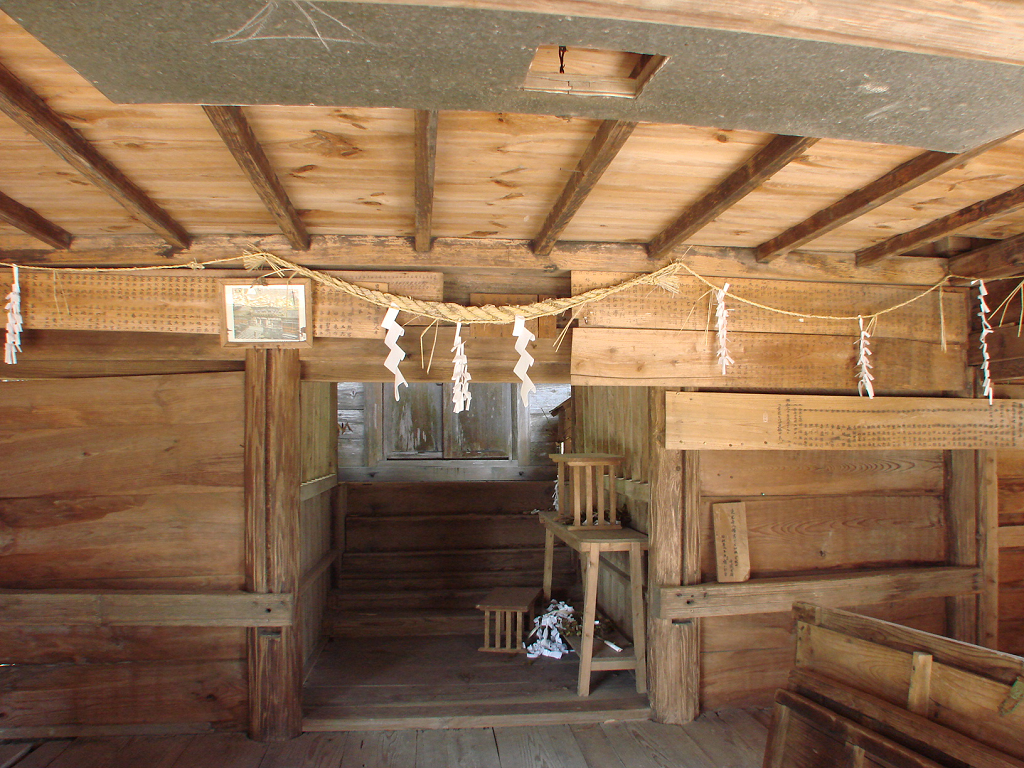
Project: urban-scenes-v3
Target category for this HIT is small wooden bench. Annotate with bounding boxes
[476,587,542,653]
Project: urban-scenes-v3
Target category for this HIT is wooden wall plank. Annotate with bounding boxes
[945,450,980,644]
[666,393,1019,450]
[572,272,967,344]
[572,329,965,392]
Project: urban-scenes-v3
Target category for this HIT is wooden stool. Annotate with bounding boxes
[550,453,625,529]
[476,587,541,653]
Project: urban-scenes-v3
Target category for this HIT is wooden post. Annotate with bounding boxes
[245,348,303,741]
[646,387,695,723]
[945,450,979,644]
[978,450,1000,648]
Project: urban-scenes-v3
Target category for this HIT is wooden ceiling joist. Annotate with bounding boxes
[531,119,637,257]
[856,182,1024,266]
[754,132,1019,263]
[0,62,191,250]
[203,105,310,252]
[0,188,71,249]
[647,134,818,260]
[414,109,438,252]
[948,232,1024,279]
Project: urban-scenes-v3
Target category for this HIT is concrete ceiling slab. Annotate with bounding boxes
[3,0,1023,151]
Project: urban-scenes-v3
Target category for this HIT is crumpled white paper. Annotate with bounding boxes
[525,600,576,659]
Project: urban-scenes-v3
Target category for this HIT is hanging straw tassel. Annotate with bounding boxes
[4,265,22,365]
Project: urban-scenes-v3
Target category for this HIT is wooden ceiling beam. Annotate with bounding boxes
[414,109,438,252]
[532,119,637,257]
[647,134,817,260]
[754,132,1019,263]
[0,62,190,250]
[203,105,310,252]
[0,189,72,250]
[948,232,1024,279]
[856,182,1024,266]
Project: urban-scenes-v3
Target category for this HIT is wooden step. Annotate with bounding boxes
[302,695,651,732]
[346,481,555,517]
[346,513,547,553]
[339,546,574,575]
[334,567,571,593]
[324,609,481,637]
[329,588,495,612]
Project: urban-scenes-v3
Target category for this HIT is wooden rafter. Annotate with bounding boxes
[0,189,72,249]
[754,133,1019,263]
[532,119,637,256]
[857,182,1024,266]
[948,232,1024,279]
[203,105,310,252]
[0,62,190,250]
[414,109,438,252]
[647,134,817,260]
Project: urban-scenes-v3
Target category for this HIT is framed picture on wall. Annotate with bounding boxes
[219,278,313,347]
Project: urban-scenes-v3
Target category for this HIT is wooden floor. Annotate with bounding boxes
[0,710,770,767]
[303,634,651,730]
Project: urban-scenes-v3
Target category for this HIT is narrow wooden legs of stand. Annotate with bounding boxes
[629,542,647,694]
[578,546,601,697]
[543,528,555,601]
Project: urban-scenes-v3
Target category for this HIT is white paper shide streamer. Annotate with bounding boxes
[451,322,472,413]
[512,315,537,406]
[856,316,875,399]
[380,302,407,400]
[976,280,994,405]
[715,282,734,375]
[4,265,22,365]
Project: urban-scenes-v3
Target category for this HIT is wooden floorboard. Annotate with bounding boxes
[3,709,768,767]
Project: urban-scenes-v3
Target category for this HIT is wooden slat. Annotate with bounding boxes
[0,61,190,249]
[754,134,1019,262]
[531,120,637,256]
[653,567,980,619]
[946,450,980,643]
[647,135,818,259]
[856,182,1024,265]
[203,105,309,251]
[0,188,72,249]
[949,232,1024,279]
[712,501,750,583]
[300,475,338,502]
[573,329,965,392]
[979,451,1000,648]
[665,392,1023,450]
[414,109,438,252]
[1000,525,1024,548]
[4,234,951,286]
[0,590,292,627]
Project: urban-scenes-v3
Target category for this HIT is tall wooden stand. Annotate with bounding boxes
[245,349,303,741]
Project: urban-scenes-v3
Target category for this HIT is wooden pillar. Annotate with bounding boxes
[945,450,979,644]
[646,387,698,723]
[245,348,303,741]
[978,450,999,649]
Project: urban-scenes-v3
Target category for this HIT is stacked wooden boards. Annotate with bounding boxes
[765,602,1024,767]
[569,271,968,393]
[0,373,249,735]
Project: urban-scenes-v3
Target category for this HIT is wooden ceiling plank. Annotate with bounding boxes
[203,105,310,251]
[856,182,1024,266]
[647,134,818,260]
[0,62,191,250]
[754,132,1020,263]
[414,109,438,252]
[948,232,1024,279]
[0,189,72,250]
[531,119,638,256]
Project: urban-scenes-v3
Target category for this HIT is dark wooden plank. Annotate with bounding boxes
[416,728,500,768]
[170,733,267,768]
[414,109,438,252]
[531,120,637,256]
[110,736,195,768]
[0,742,36,768]
[256,733,348,767]
[493,724,590,768]
[0,62,189,249]
[949,231,1024,279]
[755,133,1019,262]
[647,134,817,259]
[0,188,72,249]
[857,182,1024,265]
[203,106,309,251]
[45,738,131,768]
[601,721,715,768]
[341,731,416,767]
[6,741,72,768]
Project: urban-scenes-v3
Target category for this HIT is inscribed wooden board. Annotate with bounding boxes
[666,392,1024,450]
[0,270,442,338]
[571,272,967,344]
[712,502,750,583]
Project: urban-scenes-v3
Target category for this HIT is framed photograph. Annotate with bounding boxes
[220,278,313,347]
